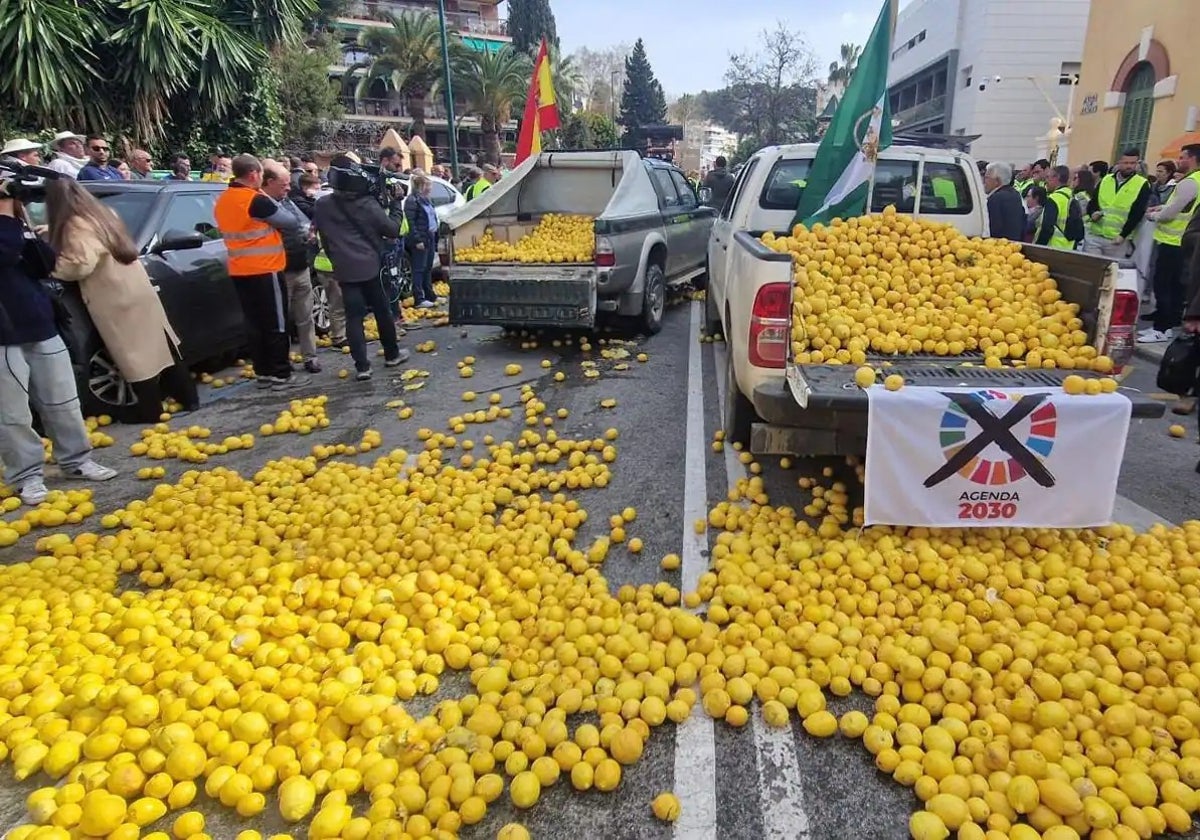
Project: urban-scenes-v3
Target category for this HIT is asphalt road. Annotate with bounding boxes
[0,298,1196,840]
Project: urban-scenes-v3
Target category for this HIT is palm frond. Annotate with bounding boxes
[0,0,104,124]
[219,0,317,46]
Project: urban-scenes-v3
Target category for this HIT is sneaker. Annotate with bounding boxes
[255,376,281,389]
[271,374,312,391]
[355,369,373,381]
[1137,329,1172,344]
[64,460,117,482]
[18,479,48,506]
[328,340,348,351]
[304,358,322,374]
[417,301,436,310]
[384,349,410,367]
[1172,397,1197,416]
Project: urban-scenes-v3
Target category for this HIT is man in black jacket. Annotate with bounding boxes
[984,162,1025,241]
[312,155,408,380]
[703,157,736,209]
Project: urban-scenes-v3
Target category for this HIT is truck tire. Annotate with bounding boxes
[724,343,757,447]
[640,262,666,334]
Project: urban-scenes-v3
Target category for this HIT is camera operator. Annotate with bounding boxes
[312,155,408,381]
[0,175,117,504]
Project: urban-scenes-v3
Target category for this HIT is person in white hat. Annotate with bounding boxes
[46,131,87,178]
[0,139,42,167]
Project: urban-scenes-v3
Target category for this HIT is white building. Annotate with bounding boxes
[887,0,1090,165]
[699,125,737,169]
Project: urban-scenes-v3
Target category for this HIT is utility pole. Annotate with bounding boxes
[436,0,460,180]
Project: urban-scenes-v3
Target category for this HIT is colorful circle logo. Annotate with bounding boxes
[938,390,1057,485]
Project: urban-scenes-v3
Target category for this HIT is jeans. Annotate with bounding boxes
[1081,233,1130,262]
[0,335,92,486]
[284,267,317,360]
[1152,244,1185,332]
[409,237,435,303]
[317,271,346,344]
[340,279,400,372]
[234,272,292,380]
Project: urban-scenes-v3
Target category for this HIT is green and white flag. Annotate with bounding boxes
[793,0,898,229]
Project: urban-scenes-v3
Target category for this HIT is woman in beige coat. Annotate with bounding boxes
[45,178,195,422]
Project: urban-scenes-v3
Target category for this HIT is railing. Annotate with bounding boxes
[337,96,455,120]
[339,1,507,36]
[894,94,947,127]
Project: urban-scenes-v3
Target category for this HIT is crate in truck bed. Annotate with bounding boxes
[448,265,597,328]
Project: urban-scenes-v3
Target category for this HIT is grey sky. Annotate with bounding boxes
[501,0,905,95]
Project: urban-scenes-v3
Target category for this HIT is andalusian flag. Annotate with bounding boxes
[793,0,898,228]
[515,38,560,164]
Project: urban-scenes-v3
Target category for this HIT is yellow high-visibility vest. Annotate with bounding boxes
[1091,172,1148,239]
[1153,170,1200,247]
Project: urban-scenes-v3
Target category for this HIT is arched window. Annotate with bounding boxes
[1115,62,1156,158]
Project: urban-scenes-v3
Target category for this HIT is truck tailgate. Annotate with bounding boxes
[449,264,597,328]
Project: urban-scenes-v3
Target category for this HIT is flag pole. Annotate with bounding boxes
[865,0,899,220]
[436,0,460,181]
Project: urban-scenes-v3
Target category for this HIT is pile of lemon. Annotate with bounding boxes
[5,385,1200,840]
[768,208,1114,372]
[455,214,595,264]
[259,397,330,437]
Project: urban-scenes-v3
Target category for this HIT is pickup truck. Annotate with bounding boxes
[706,143,1159,456]
[444,150,714,334]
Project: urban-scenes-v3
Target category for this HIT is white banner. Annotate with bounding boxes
[864,385,1132,528]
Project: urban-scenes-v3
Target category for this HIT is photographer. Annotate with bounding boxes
[0,175,116,504]
[312,155,408,381]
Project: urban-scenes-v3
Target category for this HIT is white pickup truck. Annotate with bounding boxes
[706,143,1158,456]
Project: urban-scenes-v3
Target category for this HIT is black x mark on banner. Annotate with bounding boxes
[924,392,1057,489]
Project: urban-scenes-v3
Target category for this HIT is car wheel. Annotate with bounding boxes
[312,282,331,336]
[724,338,757,448]
[81,343,139,418]
[640,262,666,335]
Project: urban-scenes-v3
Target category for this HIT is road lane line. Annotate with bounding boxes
[712,341,812,839]
[673,301,717,840]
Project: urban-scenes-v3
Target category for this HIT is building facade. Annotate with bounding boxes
[1070,1,1199,167]
[329,0,516,160]
[887,0,1090,165]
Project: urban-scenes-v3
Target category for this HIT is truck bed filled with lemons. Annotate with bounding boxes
[454,214,595,265]
[765,206,1115,373]
[0,380,1199,840]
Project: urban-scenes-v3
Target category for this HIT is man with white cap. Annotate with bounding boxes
[0,139,42,167]
[45,131,88,178]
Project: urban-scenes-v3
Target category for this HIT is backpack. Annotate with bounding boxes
[1063,197,1085,244]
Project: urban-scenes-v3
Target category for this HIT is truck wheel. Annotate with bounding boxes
[724,343,757,448]
[640,263,666,335]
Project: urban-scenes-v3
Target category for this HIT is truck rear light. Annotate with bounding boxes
[1103,289,1139,373]
[748,282,791,369]
[594,236,615,267]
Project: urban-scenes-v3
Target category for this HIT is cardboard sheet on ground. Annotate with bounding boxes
[864,385,1132,528]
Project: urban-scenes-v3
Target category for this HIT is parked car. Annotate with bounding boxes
[27,181,248,416]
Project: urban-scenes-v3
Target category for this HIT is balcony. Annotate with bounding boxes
[339,96,451,120]
[893,94,947,128]
[338,1,508,37]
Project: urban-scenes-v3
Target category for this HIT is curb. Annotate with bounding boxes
[1132,345,1167,366]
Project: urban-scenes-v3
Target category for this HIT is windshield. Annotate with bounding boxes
[23,190,156,244]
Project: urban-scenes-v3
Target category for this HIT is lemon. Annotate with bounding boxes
[497,825,532,840]
[854,366,876,388]
[652,792,681,822]
[1062,374,1086,395]
[884,374,905,391]
[510,771,541,808]
[1169,423,1187,437]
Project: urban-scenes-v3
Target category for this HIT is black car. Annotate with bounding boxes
[29,182,328,416]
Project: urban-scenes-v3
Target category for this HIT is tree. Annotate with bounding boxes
[618,38,666,148]
[560,111,618,149]
[668,94,704,128]
[457,46,532,165]
[571,44,630,115]
[273,38,343,145]
[507,0,558,55]
[828,43,861,87]
[547,45,582,111]
[348,11,467,140]
[0,0,315,142]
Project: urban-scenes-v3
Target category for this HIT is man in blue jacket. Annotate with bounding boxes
[77,136,123,181]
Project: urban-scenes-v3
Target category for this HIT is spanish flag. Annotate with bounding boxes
[515,38,560,165]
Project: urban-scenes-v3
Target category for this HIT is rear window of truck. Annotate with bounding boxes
[760,159,813,210]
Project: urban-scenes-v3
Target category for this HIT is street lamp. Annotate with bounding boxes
[610,70,620,127]
[436,0,460,180]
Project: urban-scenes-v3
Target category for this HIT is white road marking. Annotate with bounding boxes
[673,301,717,840]
[1112,494,1172,530]
[713,339,812,839]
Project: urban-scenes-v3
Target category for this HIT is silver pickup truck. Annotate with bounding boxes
[443,150,714,334]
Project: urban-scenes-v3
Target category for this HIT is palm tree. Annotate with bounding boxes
[458,46,532,165]
[546,45,581,110]
[828,42,862,88]
[0,0,315,140]
[348,11,466,140]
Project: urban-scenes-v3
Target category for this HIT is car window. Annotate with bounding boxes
[721,158,760,221]
[669,171,697,209]
[921,161,974,214]
[429,181,455,206]
[760,159,813,210]
[160,193,219,239]
[870,160,920,213]
[652,168,680,208]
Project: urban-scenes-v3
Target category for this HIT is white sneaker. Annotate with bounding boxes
[64,460,118,481]
[18,479,48,506]
[417,301,436,310]
[1137,329,1172,344]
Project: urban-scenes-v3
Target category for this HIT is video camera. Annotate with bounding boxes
[0,158,62,201]
[326,158,406,212]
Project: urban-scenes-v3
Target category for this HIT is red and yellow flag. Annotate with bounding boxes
[515,38,560,165]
